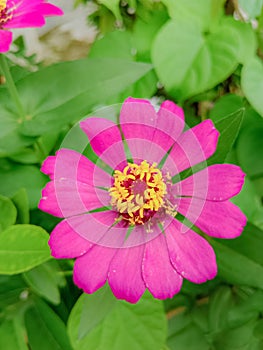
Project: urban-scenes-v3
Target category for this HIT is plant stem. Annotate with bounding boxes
[0,54,25,119]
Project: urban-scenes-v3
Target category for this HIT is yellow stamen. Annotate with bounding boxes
[109,160,167,226]
[0,0,7,11]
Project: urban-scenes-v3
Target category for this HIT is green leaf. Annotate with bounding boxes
[89,31,157,99]
[209,227,263,289]
[209,94,244,122]
[228,290,263,326]
[161,0,225,31]
[11,189,30,224]
[222,223,263,267]
[0,319,28,350]
[0,195,17,231]
[68,290,167,350]
[0,225,51,275]
[254,319,263,339]
[78,285,117,339]
[0,95,35,156]
[231,178,263,227]
[152,18,239,100]
[167,312,210,350]
[236,125,263,178]
[98,0,122,21]
[0,161,47,209]
[25,298,73,350]
[208,286,234,333]
[0,275,27,309]
[208,108,244,165]
[213,318,259,350]
[17,58,152,136]
[241,57,263,117]
[23,261,62,305]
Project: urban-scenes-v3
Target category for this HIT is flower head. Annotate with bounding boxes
[39,97,246,303]
[0,0,63,53]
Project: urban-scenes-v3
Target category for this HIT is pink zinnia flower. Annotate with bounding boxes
[0,0,63,53]
[39,98,246,303]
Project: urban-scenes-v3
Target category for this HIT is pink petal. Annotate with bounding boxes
[166,220,217,283]
[49,219,93,259]
[177,197,247,239]
[0,30,12,53]
[73,245,117,294]
[108,245,146,303]
[80,118,126,170]
[48,211,131,248]
[173,164,245,200]
[165,120,219,176]
[38,179,109,218]
[6,12,45,28]
[40,149,111,188]
[142,234,183,299]
[154,100,185,145]
[36,3,64,16]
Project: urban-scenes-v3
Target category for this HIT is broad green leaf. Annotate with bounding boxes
[0,318,28,350]
[239,0,263,18]
[236,125,263,178]
[161,0,225,31]
[0,225,51,274]
[152,19,239,100]
[11,189,29,224]
[221,17,257,64]
[208,108,244,165]
[241,57,263,117]
[78,285,117,339]
[0,195,17,231]
[89,31,157,99]
[131,10,168,61]
[25,298,72,350]
[23,261,62,305]
[68,291,167,350]
[17,59,152,136]
[0,161,47,209]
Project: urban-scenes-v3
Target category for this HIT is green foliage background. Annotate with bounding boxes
[0,0,263,349]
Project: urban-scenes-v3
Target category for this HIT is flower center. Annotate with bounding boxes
[109,160,167,226]
[0,0,14,27]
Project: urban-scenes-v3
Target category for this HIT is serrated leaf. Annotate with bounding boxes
[0,225,51,274]
[68,290,167,350]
